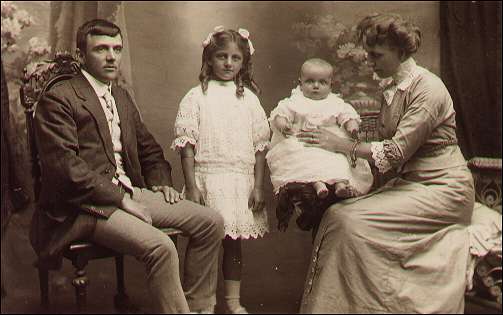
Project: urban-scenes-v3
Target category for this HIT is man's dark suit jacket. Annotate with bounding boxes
[30,72,172,268]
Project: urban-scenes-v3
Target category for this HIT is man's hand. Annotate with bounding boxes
[185,187,205,206]
[248,187,265,212]
[151,185,183,204]
[120,195,152,225]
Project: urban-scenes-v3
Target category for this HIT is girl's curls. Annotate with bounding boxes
[357,13,421,59]
[199,26,260,98]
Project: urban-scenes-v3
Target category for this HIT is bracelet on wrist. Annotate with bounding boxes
[350,139,361,168]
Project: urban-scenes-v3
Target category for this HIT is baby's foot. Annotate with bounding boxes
[335,182,352,198]
[313,181,329,199]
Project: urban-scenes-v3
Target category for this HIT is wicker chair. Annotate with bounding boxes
[465,157,502,311]
[20,53,183,313]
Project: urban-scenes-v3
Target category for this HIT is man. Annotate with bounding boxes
[30,19,223,313]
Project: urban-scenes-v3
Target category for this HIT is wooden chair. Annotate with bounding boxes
[20,52,183,313]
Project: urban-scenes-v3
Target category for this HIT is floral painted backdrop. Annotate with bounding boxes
[1,1,50,197]
[1,1,51,119]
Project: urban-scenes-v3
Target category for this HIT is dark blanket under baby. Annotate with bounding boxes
[276,182,340,240]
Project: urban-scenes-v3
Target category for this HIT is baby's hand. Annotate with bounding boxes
[345,119,360,139]
[280,123,294,137]
[274,116,294,137]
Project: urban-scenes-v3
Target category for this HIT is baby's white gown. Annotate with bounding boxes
[267,87,373,196]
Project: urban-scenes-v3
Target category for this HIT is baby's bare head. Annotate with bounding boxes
[299,58,334,100]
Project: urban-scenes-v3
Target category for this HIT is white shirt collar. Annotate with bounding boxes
[81,69,112,98]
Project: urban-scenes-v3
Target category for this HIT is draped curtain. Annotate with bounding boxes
[49,1,134,93]
[440,1,502,159]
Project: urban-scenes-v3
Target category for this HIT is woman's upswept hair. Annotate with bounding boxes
[199,29,260,98]
[356,13,421,59]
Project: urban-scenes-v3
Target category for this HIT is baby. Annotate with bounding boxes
[267,58,373,201]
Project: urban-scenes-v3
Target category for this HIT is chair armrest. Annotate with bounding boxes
[468,157,502,213]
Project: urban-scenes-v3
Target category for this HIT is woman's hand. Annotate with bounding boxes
[185,187,205,206]
[248,187,265,212]
[296,127,352,154]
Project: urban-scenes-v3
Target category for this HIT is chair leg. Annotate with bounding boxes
[38,267,49,309]
[114,255,139,313]
[115,255,125,295]
[72,267,88,313]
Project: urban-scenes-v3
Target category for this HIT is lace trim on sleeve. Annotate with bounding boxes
[254,141,270,153]
[253,116,271,152]
[370,140,403,173]
[251,99,271,152]
[170,135,197,151]
[171,89,200,151]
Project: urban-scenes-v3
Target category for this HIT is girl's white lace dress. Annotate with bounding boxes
[172,80,270,239]
[266,87,373,196]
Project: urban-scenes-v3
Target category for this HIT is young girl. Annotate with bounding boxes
[171,26,270,314]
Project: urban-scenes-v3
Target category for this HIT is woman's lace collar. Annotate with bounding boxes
[380,58,424,105]
[393,57,419,91]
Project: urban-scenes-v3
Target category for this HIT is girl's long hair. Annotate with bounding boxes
[199,29,260,98]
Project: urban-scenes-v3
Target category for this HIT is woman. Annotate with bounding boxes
[297,13,475,313]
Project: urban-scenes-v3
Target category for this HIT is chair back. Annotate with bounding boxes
[19,53,80,200]
[358,110,380,142]
[468,157,502,213]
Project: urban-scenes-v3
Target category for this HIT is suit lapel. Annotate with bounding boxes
[71,74,116,167]
[111,85,129,143]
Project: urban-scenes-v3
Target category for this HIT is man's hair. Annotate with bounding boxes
[300,58,334,78]
[76,19,122,52]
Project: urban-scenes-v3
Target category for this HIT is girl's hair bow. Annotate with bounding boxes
[202,25,225,48]
[202,26,255,55]
[237,28,255,55]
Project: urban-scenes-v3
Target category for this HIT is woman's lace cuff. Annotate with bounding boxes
[170,136,197,151]
[371,140,403,173]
